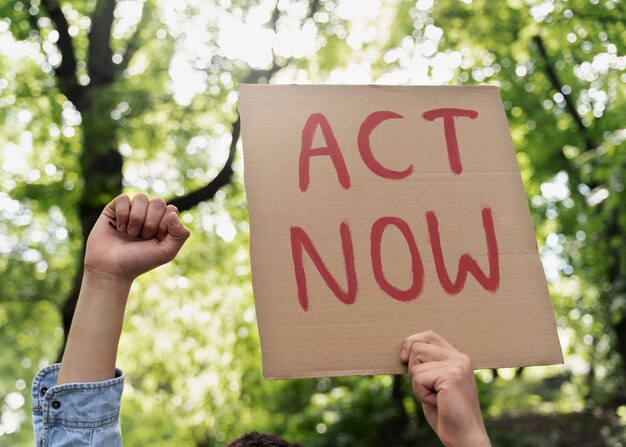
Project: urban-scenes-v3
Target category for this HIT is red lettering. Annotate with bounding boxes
[290,222,357,311]
[358,111,412,179]
[426,207,499,294]
[299,113,351,192]
[421,108,478,175]
[371,217,424,301]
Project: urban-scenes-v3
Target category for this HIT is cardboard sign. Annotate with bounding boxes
[239,85,563,379]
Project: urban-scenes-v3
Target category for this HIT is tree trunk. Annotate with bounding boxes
[57,86,123,361]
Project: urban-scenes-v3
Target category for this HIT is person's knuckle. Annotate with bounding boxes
[456,364,467,378]
[116,194,130,209]
[448,359,471,382]
[456,353,472,370]
[409,341,423,357]
[134,193,149,203]
[445,365,464,383]
[152,197,166,208]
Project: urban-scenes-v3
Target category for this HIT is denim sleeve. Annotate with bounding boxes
[31,364,125,447]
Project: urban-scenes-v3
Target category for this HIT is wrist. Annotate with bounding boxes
[442,429,490,447]
[83,266,134,292]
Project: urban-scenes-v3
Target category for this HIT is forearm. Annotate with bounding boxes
[57,271,132,385]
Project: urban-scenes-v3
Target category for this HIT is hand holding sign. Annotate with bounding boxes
[401,330,491,447]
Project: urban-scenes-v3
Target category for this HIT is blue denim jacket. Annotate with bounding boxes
[31,364,124,447]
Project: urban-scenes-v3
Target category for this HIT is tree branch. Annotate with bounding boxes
[40,0,83,104]
[168,1,322,211]
[169,117,239,212]
[307,0,321,19]
[533,35,596,152]
[88,0,117,86]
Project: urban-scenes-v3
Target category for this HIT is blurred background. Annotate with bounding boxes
[1,0,625,445]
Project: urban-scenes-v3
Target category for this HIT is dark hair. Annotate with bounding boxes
[226,432,301,447]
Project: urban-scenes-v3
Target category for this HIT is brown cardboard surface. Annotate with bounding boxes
[239,85,563,379]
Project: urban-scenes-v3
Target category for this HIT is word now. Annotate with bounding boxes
[299,108,478,191]
[290,207,500,311]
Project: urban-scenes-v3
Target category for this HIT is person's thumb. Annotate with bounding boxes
[160,212,190,259]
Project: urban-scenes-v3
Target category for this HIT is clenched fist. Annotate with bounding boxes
[84,194,190,282]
